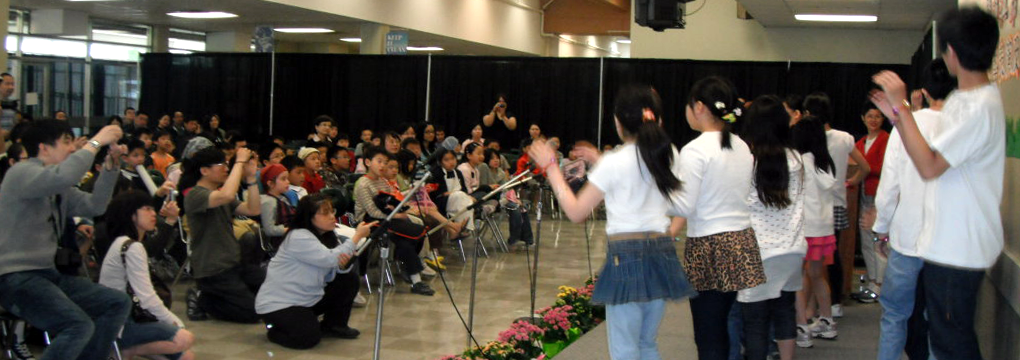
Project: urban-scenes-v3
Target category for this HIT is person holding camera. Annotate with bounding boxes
[482,93,518,150]
[0,121,132,360]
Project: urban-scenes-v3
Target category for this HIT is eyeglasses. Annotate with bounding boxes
[209,162,228,168]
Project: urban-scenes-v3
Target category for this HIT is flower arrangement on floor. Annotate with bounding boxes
[439,277,604,360]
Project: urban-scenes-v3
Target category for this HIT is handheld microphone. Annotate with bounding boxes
[421,136,459,168]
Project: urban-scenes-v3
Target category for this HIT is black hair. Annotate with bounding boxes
[306,141,329,150]
[21,119,73,158]
[483,148,500,166]
[461,142,484,164]
[937,6,999,72]
[400,137,420,150]
[784,94,805,113]
[432,124,445,133]
[313,115,335,128]
[791,115,835,175]
[133,127,152,138]
[519,137,534,149]
[496,93,508,102]
[124,137,147,153]
[382,131,400,142]
[108,115,123,126]
[0,73,12,79]
[396,122,416,134]
[688,76,741,150]
[802,92,833,124]
[742,95,793,209]
[285,193,338,245]
[432,148,456,167]
[153,129,172,141]
[363,146,391,163]
[281,155,305,171]
[327,146,349,161]
[394,149,418,177]
[860,100,886,119]
[179,147,226,191]
[204,114,220,128]
[227,132,247,148]
[336,132,349,141]
[923,58,956,100]
[106,190,153,242]
[0,143,25,182]
[136,111,148,118]
[124,107,136,114]
[258,142,284,165]
[615,84,682,198]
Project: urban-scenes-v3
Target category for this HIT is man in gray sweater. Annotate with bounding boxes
[0,120,131,360]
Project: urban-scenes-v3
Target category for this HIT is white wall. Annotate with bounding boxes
[264,0,546,55]
[631,0,922,64]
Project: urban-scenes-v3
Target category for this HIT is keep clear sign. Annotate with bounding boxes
[385,31,408,55]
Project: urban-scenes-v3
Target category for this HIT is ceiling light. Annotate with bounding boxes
[407,46,444,51]
[274,28,334,33]
[167,11,238,19]
[340,38,362,43]
[795,14,877,22]
[616,39,631,44]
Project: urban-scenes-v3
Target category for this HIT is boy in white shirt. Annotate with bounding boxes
[871,7,1003,359]
[872,58,954,360]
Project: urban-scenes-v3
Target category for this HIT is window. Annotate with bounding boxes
[91,22,149,46]
[20,36,88,58]
[169,28,206,53]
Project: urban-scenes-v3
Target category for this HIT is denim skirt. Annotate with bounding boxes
[592,235,698,305]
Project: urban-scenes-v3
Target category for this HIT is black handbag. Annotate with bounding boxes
[119,240,172,323]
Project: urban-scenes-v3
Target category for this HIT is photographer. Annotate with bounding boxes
[481,93,518,149]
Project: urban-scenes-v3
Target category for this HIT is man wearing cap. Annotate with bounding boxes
[298,147,326,194]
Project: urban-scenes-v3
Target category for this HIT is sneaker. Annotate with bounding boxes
[410,282,435,296]
[810,317,838,339]
[353,292,368,308]
[831,304,844,318]
[12,342,35,360]
[796,325,813,348]
[321,325,360,339]
[868,282,883,297]
[421,263,437,278]
[851,289,878,303]
[186,287,207,321]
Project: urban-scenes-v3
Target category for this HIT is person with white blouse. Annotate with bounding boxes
[99,190,195,360]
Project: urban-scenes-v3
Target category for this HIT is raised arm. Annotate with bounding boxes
[871,71,950,179]
[529,140,603,223]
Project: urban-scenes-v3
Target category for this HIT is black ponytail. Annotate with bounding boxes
[792,115,836,175]
[688,76,742,150]
[614,85,681,198]
[742,95,793,209]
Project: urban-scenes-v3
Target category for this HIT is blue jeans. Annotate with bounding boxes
[878,249,924,360]
[606,299,665,360]
[0,268,131,360]
[922,262,984,360]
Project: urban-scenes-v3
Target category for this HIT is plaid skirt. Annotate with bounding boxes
[684,228,767,292]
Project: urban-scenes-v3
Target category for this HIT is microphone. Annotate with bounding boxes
[421,136,459,168]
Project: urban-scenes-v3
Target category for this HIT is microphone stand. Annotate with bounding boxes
[528,185,545,323]
[368,171,432,360]
[425,169,531,236]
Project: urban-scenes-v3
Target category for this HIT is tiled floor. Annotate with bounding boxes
[177,216,609,360]
[169,217,883,360]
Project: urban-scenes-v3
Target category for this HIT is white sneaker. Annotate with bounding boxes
[810,317,838,340]
[353,292,367,308]
[796,325,814,348]
[831,304,844,318]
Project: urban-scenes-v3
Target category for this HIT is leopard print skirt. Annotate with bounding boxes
[684,228,767,292]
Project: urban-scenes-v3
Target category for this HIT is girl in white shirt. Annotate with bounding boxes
[100,190,195,360]
[737,95,807,360]
[528,85,696,360]
[791,116,840,345]
[673,76,765,360]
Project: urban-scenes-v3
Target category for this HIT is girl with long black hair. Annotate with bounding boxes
[737,95,807,360]
[528,85,696,360]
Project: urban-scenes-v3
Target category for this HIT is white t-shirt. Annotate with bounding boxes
[671,132,753,237]
[749,149,807,260]
[917,84,1005,269]
[873,108,942,256]
[801,153,838,237]
[825,129,855,207]
[586,143,677,235]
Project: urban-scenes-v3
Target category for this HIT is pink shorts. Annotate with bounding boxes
[805,235,837,265]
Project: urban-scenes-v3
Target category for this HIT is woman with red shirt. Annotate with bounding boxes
[854,101,890,300]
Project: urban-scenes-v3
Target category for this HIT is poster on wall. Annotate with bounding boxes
[254,25,274,53]
[385,31,408,55]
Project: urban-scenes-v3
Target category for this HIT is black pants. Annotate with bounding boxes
[741,291,796,360]
[507,207,533,244]
[827,229,844,303]
[690,290,737,360]
[392,235,425,275]
[261,271,360,349]
[196,265,266,323]
[923,262,984,360]
[905,268,930,360]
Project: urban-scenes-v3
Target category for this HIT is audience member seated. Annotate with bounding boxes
[100,190,195,360]
[307,115,336,145]
[427,148,477,235]
[257,194,372,349]
[479,148,532,246]
[0,121,131,360]
[181,146,263,323]
[354,129,373,158]
[298,147,326,194]
[354,146,435,295]
[281,155,309,204]
[393,150,464,270]
[259,164,296,250]
[322,146,350,190]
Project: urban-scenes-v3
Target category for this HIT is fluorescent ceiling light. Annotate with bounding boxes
[795,14,877,22]
[167,11,238,19]
[407,46,443,51]
[340,38,362,43]
[616,39,631,44]
[274,28,334,33]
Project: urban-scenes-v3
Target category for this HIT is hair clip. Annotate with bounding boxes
[714,101,726,110]
[733,108,742,117]
[723,113,737,123]
[642,108,657,122]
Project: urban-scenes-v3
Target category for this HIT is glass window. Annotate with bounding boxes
[8,10,27,34]
[91,22,149,46]
[169,28,206,52]
[92,63,138,117]
[21,36,88,57]
[89,43,147,62]
[5,35,16,53]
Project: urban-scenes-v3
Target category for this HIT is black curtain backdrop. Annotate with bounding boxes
[140,53,910,150]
